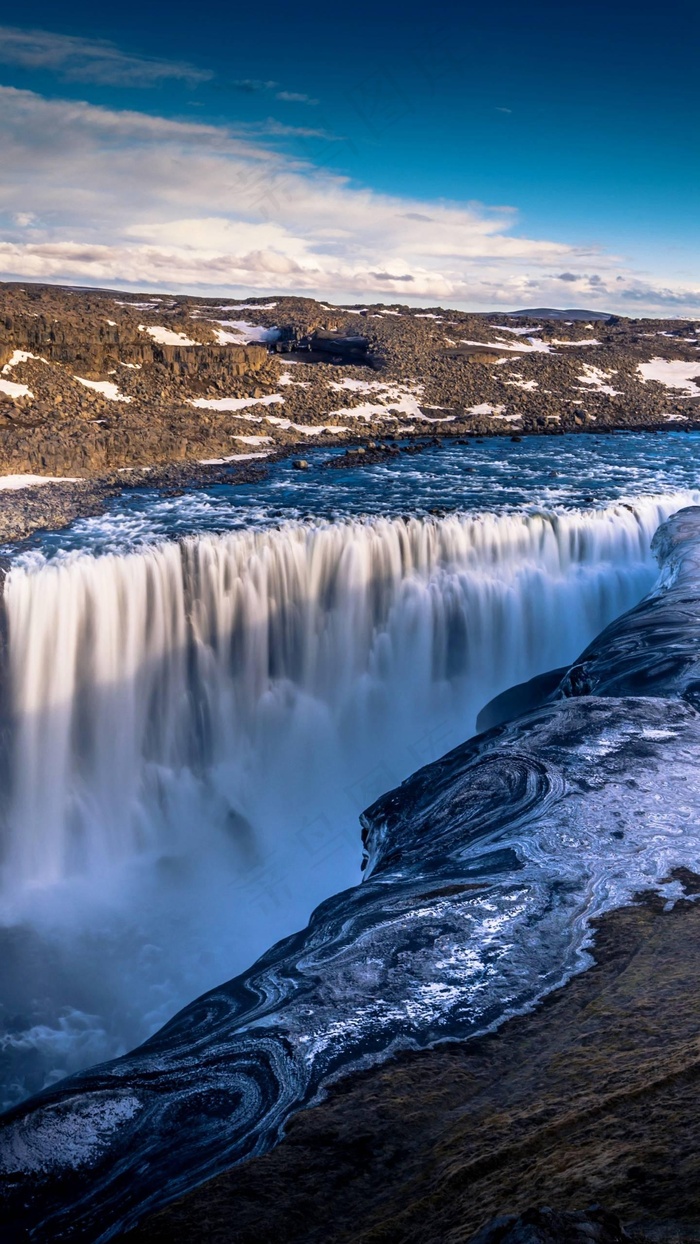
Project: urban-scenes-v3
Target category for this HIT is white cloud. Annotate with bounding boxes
[275,91,319,105]
[256,119,340,140]
[230,79,278,93]
[0,85,698,313]
[0,26,212,87]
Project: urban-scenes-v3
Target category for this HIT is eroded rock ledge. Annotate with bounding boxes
[125,882,700,1243]
[3,509,700,1243]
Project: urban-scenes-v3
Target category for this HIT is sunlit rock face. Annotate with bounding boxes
[3,507,700,1243]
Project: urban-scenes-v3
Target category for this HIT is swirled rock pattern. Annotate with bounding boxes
[3,508,700,1242]
[558,508,700,706]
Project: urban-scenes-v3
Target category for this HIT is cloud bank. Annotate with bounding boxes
[0,85,698,313]
[0,26,212,87]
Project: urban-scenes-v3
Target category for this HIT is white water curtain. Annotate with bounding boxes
[0,496,684,1102]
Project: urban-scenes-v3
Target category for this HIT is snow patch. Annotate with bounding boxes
[0,474,80,490]
[212,303,277,312]
[190,394,285,412]
[638,358,700,397]
[214,322,281,345]
[277,371,309,388]
[319,305,365,315]
[114,300,159,309]
[265,416,350,435]
[75,378,132,403]
[328,378,427,422]
[576,364,621,396]
[551,338,601,347]
[490,324,541,336]
[139,326,197,347]
[0,378,33,399]
[329,378,394,394]
[467,402,507,416]
[460,338,552,355]
[198,452,271,464]
[2,351,49,372]
[505,375,538,391]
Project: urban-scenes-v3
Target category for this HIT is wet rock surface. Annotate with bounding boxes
[469,1206,633,1243]
[4,511,700,1242]
[122,883,700,1244]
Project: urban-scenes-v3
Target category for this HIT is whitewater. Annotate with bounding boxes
[1,433,700,1108]
[5,499,700,1241]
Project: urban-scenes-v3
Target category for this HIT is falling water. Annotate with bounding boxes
[0,495,689,1105]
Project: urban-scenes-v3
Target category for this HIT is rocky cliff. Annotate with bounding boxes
[0,282,698,477]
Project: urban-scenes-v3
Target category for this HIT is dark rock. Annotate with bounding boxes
[476,666,568,732]
[0,281,698,479]
[469,1206,631,1243]
[8,509,700,1244]
[307,331,371,362]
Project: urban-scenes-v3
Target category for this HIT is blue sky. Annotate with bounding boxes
[0,0,697,312]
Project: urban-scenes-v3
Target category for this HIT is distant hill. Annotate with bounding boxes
[506,308,613,321]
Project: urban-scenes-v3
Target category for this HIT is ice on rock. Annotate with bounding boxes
[6,508,700,1240]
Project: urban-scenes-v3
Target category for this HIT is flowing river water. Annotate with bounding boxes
[1,433,699,1109]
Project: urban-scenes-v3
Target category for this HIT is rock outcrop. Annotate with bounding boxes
[469,1207,632,1243]
[0,282,698,477]
[3,509,700,1241]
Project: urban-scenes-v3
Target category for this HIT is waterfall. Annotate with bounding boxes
[0,494,688,1104]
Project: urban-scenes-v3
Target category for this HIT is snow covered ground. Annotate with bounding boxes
[576,365,620,396]
[75,378,132,403]
[638,359,700,397]
[467,402,507,417]
[0,474,79,489]
[140,326,198,346]
[2,351,49,371]
[190,394,285,412]
[0,378,33,399]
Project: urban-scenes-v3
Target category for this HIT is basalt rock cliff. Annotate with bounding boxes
[0,283,698,477]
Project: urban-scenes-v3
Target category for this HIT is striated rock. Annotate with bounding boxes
[476,666,568,731]
[469,1206,631,1243]
[121,882,700,1244]
[4,513,700,1241]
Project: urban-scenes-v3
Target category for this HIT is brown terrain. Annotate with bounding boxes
[0,282,698,484]
[125,876,700,1244]
[0,281,698,545]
